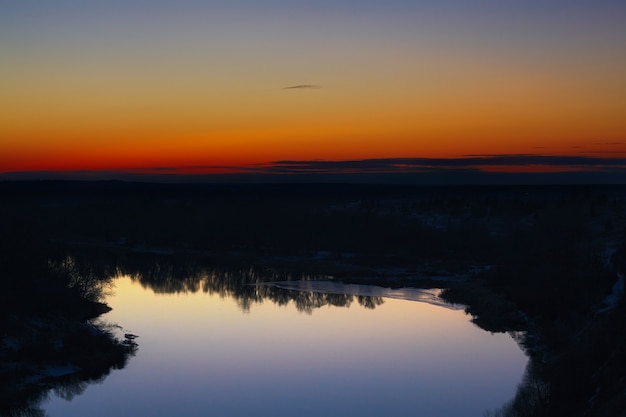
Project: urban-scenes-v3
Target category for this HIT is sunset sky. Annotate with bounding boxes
[2,1,626,180]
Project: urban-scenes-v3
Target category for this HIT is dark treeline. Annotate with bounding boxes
[0,186,137,417]
[60,249,384,314]
[443,200,626,417]
[3,181,623,262]
[1,180,626,416]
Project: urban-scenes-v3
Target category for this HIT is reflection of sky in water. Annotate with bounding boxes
[256,280,465,309]
[45,277,527,417]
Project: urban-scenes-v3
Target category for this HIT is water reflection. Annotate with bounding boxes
[0,319,137,417]
[257,280,463,309]
[57,251,468,314]
[44,275,527,417]
[29,253,527,417]
[110,256,387,313]
[7,375,113,417]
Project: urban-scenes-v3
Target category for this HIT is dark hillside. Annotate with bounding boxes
[1,181,625,416]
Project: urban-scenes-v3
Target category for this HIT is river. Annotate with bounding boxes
[44,275,527,417]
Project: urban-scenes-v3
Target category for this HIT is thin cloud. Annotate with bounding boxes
[3,155,626,183]
[283,84,321,90]
[264,155,626,175]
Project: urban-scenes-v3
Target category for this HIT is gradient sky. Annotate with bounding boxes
[2,1,626,177]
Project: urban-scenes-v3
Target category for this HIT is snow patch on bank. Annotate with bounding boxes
[597,273,624,314]
[22,365,81,385]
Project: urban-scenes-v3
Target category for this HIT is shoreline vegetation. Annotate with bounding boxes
[1,181,625,416]
[0,210,138,417]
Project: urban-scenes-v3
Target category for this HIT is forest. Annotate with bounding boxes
[1,180,625,416]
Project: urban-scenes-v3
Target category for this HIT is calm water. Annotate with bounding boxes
[44,276,527,417]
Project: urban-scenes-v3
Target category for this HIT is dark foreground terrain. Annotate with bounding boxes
[1,180,625,416]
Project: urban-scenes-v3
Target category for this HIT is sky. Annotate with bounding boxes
[2,1,626,181]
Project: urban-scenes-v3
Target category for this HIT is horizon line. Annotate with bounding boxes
[2,154,626,185]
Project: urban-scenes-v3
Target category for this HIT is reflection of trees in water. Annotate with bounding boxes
[358,295,385,309]
[287,291,385,314]
[1,389,48,417]
[109,254,384,313]
[3,375,105,417]
[0,251,137,417]
[484,360,549,417]
[0,322,137,417]
[53,377,92,401]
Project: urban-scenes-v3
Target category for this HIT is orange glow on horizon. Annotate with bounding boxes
[3,120,626,174]
[2,2,626,177]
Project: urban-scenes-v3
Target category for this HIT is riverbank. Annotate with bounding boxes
[0,210,138,416]
[438,253,625,416]
[0,305,137,417]
[2,181,625,416]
